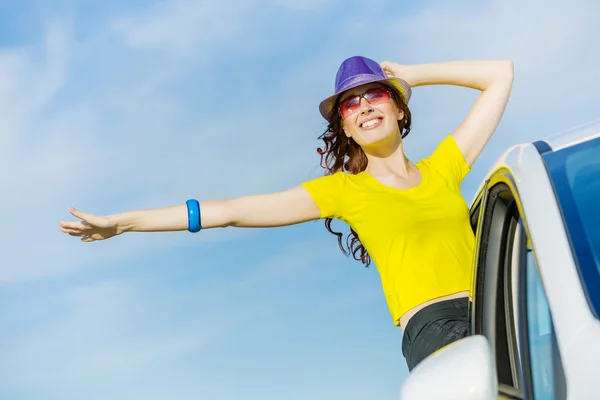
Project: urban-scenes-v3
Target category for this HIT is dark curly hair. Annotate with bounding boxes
[316,84,412,267]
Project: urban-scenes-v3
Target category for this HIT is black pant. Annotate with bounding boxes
[401,297,470,371]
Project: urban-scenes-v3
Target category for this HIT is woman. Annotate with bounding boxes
[59,56,514,371]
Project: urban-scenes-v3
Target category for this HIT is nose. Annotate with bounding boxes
[358,97,374,115]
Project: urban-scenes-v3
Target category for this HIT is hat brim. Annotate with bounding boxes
[318,76,412,122]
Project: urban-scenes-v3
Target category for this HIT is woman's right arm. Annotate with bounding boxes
[59,185,322,242]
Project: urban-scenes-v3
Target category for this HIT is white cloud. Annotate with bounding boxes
[358,0,600,192]
[270,0,334,10]
[0,278,248,391]
[0,6,319,283]
[385,0,600,117]
[1,0,598,287]
[111,0,258,53]
[0,1,596,398]
[0,234,346,395]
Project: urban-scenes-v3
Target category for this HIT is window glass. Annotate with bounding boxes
[526,249,556,400]
[544,135,600,315]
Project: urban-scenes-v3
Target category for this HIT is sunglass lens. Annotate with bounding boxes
[364,88,392,104]
[338,97,360,118]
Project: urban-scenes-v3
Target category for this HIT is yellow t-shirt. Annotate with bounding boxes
[301,135,475,325]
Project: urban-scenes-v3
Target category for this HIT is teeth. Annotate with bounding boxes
[362,119,380,128]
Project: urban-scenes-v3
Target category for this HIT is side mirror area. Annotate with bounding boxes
[399,335,498,400]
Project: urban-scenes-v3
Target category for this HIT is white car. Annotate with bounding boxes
[400,120,600,400]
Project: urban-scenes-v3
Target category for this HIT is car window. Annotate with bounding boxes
[544,135,600,316]
[525,247,559,400]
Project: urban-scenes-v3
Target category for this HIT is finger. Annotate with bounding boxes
[69,207,86,220]
[380,61,396,74]
[69,207,96,223]
[61,227,82,234]
[69,232,85,237]
[84,232,105,242]
[69,208,111,229]
[81,236,95,243]
[59,220,90,231]
[381,68,393,78]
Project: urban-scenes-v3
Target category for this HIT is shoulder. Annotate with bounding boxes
[301,169,370,198]
[418,135,471,185]
[302,170,346,184]
[301,170,348,195]
[300,171,356,219]
[420,135,463,162]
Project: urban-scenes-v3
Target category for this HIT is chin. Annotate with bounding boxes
[355,126,396,146]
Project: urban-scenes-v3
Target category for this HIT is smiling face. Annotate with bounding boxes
[337,83,406,149]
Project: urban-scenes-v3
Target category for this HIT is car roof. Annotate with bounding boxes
[537,119,600,152]
[470,118,600,205]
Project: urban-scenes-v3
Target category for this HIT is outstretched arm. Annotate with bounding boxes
[59,185,321,242]
[381,59,514,166]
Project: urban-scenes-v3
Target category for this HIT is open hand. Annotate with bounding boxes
[59,207,121,242]
[380,61,415,86]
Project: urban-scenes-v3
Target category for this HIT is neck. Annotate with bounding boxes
[363,133,411,177]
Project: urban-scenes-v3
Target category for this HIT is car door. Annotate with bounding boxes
[470,167,568,399]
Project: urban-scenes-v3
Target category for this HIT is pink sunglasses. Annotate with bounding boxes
[337,87,394,119]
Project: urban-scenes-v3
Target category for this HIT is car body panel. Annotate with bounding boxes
[541,119,600,152]
[468,120,600,398]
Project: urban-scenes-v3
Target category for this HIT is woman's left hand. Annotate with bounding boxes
[380,61,417,86]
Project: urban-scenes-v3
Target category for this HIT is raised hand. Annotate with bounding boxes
[59,207,121,242]
[380,61,417,86]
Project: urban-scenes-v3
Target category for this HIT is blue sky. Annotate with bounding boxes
[0,0,599,399]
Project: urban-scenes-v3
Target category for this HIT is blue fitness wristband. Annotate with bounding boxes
[186,199,202,233]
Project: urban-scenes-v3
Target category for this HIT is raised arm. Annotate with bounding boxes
[381,59,514,166]
[59,185,321,242]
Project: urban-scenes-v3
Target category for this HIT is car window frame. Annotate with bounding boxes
[470,170,523,392]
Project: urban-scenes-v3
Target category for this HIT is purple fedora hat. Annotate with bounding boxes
[319,56,412,122]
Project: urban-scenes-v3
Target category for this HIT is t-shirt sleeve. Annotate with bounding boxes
[425,134,471,188]
[300,171,348,219]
